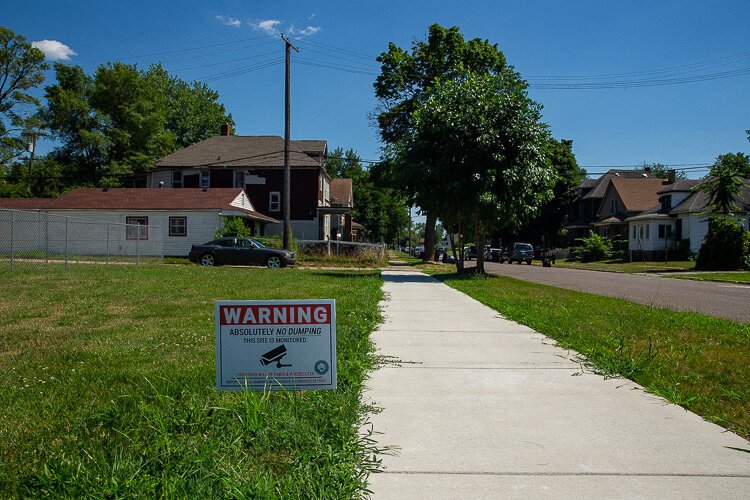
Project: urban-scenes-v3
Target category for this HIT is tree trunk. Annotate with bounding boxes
[423,211,437,262]
[456,217,465,272]
[474,212,485,274]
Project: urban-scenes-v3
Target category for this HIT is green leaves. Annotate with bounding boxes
[697,152,750,216]
[42,61,232,188]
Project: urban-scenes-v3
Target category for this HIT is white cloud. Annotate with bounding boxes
[289,25,320,37]
[250,19,282,35]
[31,40,77,61]
[216,15,241,28]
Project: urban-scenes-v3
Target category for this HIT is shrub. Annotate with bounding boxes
[574,231,614,262]
[695,217,750,270]
[214,217,250,238]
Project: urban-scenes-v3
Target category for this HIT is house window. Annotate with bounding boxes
[657,224,672,239]
[172,171,182,188]
[638,225,644,240]
[169,217,187,237]
[234,170,245,188]
[269,191,281,212]
[126,217,148,240]
[632,225,637,239]
[200,171,210,188]
[661,195,671,211]
[610,199,617,214]
[645,224,650,239]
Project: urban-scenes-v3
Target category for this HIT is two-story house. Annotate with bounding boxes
[147,126,351,240]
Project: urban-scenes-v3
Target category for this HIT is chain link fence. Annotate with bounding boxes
[296,239,388,266]
[0,209,164,271]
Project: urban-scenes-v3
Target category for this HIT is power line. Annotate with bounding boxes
[78,35,274,64]
[527,50,750,80]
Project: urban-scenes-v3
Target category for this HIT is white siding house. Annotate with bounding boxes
[0,188,277,257]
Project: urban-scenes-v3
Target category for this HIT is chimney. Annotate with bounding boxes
[220,122,231,136]
[667,169,676,184]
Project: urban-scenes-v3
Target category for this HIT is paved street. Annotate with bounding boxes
[476,261,750,323]
[366,269,750,499]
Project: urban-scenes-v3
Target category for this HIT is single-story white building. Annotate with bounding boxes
[0,188,277,257]
[626,179,750,259]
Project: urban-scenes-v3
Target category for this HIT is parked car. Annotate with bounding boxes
[464,245,478,260]
[188,237,295,268]
[499,242,534,264]
[483,245,502,262]
[413,246,425,258]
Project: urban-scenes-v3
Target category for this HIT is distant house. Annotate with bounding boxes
[567,168,659,243]
[593,177,666,240]
[626,179,750,259]
[0,188,276,257]
[146,127,353,240]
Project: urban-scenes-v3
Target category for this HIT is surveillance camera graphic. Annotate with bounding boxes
[260,345,292,368]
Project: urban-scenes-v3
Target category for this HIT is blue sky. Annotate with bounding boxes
[3,0,749,180]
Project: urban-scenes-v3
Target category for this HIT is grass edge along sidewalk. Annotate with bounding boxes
[0,265,383,498]
[427,270,750,441]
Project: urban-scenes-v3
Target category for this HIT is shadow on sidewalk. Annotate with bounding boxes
[382,272,440,284]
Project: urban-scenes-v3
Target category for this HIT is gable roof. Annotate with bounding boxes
[38,188,277,223]
[609,178,666,213]
[582,169,655,200]
[330,178,353,207]
[154,136,325,169]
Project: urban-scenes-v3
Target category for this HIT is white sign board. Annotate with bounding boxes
[215,300,336,391]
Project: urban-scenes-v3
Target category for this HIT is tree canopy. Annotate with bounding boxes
[374,24,512,261]
[0,26,48,168]
[393,71,554,271]
[42,62,233,188]
[327,147,409,244]
[698,152,750,215]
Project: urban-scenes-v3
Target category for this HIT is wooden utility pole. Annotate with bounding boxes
[281,34,299,251]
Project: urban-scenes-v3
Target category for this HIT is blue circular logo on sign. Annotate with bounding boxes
[314,360,329,375]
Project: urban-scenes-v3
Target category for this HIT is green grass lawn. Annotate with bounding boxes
[671,271,750,284]
[556,258,695,273]
[0,265,383,497]
[429,271,750,440]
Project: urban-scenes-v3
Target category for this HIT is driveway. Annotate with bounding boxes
[476,261,750,323]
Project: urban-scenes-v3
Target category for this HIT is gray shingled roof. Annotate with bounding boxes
[155,136,324,168]
[670,179,750,214]
[657,179,700,195]
[294,140,327,156]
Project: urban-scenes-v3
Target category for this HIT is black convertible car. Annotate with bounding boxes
[188,237,295,268]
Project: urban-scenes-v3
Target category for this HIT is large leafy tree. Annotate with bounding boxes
[146,64,233,149]
[698,152,750,215]
[327,147,409,244]
[0,26,48,168]
[512,138,585,247]
[43,62,233,187]
[374,24,509,261]
[394,72,554,272]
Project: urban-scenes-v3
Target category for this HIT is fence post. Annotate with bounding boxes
[45,212,48,264]
[10,210,14,272]
[106,223,110,265]
[65,216,69,270]
[136,225,140,265]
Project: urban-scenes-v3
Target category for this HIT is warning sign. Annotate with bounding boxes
[215,300,336,391]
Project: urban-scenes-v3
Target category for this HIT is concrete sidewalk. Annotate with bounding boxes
[365,270,750,499]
